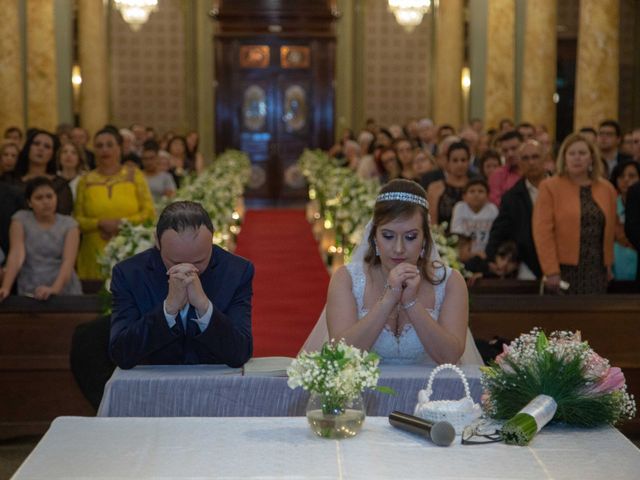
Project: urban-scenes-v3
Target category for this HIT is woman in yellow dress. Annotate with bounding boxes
[75,127,155,280]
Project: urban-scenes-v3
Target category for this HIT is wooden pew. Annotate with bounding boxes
[0,295,100,439]
[470,294,640,437]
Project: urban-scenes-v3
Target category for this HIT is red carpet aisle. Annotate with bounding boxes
[234,209,330,356]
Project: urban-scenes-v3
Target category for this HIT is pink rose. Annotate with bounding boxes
[495,344,514,373]
[591,367,626,394]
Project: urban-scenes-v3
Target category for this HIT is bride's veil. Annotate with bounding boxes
[300,220,484,365]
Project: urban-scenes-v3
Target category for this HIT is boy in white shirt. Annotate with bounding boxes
[450,179,499,256]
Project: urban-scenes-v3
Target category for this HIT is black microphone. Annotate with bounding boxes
[388,411,456,447]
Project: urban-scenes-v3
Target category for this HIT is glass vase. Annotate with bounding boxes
[305,392,365,439]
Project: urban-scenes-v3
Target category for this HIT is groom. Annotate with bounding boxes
[109,201,254,369]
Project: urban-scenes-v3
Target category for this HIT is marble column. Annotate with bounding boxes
[484,0,515,130]
[26,0,58,131]
[0,1,24,133]
[521,0,556,134]
[574,0,619,129]
[78,0,109,138]
[433,0,464,128]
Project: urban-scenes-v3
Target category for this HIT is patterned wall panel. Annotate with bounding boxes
[110,0,187,134]
[619,0,636,131]
[363,1,432,127]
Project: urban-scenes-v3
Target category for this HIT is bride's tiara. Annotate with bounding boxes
[376,192,429,209]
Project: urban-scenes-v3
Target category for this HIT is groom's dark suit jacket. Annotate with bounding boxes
[109,245,254,369]
[486,178,542,278]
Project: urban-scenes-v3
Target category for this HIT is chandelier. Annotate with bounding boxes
[114,0,159,31]
[387,0,432,33]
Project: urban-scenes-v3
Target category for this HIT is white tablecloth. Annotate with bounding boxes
[97,364,483,417]
[12,416,640,479]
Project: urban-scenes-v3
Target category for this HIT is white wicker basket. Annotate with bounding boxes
[413,363,482,434]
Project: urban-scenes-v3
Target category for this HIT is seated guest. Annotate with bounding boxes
[460,237,518,281]
[427,141,472,229]
[167,136,194,185]
[477,149,501,182]
[457,234,487,284]
[70,127,96,170]
[0,142,20,179]
[0,182,25,254]
[378,147,401,184]
[56,141,88,200]
[119,128,142,168]
[3,126,24,148]
[75,127,155,280]
[450,179,498,257]
[185,131,206,174]
[394,138,418,181]
[0,177,82,301]
[487,241,519,279]
[343,140,361,171]
[109,201,254,369]
[419,135,461,189]
[611,161,640,280]
[412,149,436,177]
[597,119,632,178]
[579,126,597,145]
[533,133,617,294]
[486,140,546,280]
[488,130,524,206]
[10,130,74,215]
[625,181,640,281]
[141,140,177,202]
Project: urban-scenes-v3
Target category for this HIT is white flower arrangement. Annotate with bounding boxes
[287,339,392,415]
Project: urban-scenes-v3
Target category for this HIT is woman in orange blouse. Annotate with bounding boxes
[533,133,617,294]
[74,128,155,280]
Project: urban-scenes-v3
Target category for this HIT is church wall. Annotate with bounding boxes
[109,0,188,134]
[362,1,432,127]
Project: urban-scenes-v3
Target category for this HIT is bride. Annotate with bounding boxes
[304,179,482,365]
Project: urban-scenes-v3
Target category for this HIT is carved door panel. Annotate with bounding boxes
[216,39,334,201]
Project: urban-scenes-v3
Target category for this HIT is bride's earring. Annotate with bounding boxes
[419,243,425,258]
[374,241,380,256]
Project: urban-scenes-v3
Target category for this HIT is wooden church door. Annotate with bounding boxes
[213,1,336,201]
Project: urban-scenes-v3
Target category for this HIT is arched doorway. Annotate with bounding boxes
[213,1,336,201]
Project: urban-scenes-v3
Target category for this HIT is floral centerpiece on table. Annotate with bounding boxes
[481,328,636,445]
[287,340,393,438]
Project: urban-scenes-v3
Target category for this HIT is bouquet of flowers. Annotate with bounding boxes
[481,328,636,445]
[287,340,393,415]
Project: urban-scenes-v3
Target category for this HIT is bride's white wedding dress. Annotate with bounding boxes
[301,220,483,365]
[301,261,483,365]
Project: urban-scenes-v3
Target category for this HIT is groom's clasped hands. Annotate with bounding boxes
[165,263,209,316]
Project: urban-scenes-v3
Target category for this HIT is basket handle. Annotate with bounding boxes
[423,363,471,402]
